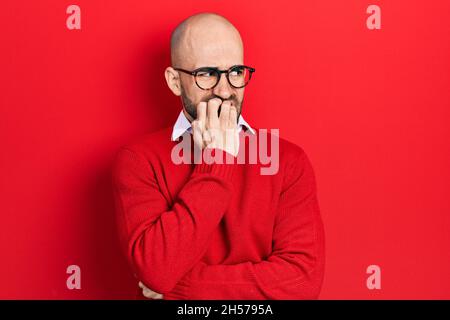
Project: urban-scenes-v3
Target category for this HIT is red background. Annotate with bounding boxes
[1,0,449,299]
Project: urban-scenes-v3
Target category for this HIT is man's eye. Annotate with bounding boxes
[230,68,244,76]
[197,71,214,77]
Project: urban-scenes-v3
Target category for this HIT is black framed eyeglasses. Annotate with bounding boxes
[173,65,255,90]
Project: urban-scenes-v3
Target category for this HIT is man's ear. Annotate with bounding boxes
[164,67,181,96]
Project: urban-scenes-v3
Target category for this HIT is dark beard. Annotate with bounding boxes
[180,87,242,121]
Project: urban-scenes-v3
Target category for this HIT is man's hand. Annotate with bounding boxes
[192,98,239,157]
[138,281,164,300]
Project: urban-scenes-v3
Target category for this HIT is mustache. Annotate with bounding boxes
[201,96,238,105]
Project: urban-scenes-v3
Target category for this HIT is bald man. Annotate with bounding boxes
[167,13,246,158]
[112,12,325,300]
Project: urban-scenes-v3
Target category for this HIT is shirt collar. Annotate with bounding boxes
[171,110,256,141]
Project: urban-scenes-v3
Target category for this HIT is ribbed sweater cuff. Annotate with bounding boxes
[193,148,236,182]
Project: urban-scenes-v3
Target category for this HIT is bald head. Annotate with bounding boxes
[170,13,244,68]
[165,13,248,122]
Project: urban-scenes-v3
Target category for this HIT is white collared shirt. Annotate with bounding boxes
[171,110,255,141]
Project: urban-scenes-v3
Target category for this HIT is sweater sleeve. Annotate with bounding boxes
[112,147,236,294]
[175,149,325,300]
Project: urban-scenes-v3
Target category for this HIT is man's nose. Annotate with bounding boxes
[212,72,232,100]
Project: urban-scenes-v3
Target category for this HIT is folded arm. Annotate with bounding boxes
[112,147,235,294]
[175,149,325,299]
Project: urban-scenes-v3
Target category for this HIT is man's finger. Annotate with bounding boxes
[192,120,204,150]
[203,129,212,146]
[143,290,163,299]
[196,102,207,131]
[219,101,231,129]
[206,98,221,129]
[143,287,163,299]
[229,106,238,128]
[139,281,164,299]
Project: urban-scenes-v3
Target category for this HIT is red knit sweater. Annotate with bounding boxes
[112,126,325,300]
